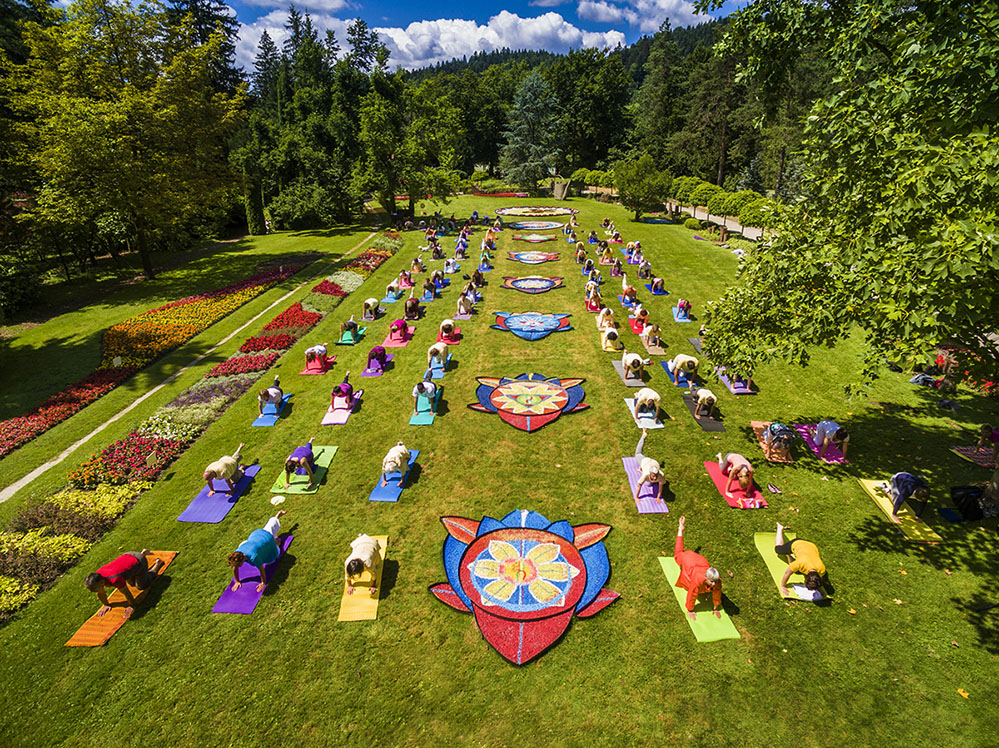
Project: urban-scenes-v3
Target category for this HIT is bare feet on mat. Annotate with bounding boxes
[370,587,378,598]
[397,480,404,487]
[713,610,722,619]
[141,548,150,556]
[306,483,314,490]
[151,559,164,574]
[97,605,111,617]
[687,611,696,621]
[380,479,388,487]
[347,586,354,595]
[276,510,287,518]
[890,515,902,524]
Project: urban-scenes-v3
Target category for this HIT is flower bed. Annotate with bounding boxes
[343,249,394,278]
[205,352,280,378]
[239,334,296,353]
[67,433,188,489]
[326,271,365,293]
[312,279,347,296]
[0,366,137,458]
[262,303,322,331]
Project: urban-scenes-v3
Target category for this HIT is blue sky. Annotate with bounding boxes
[228,0,743,71]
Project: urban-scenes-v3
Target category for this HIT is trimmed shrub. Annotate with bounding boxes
[0,528,91,562]
[327,271,365,293]
[684,218,702,230]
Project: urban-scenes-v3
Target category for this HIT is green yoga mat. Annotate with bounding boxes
[658,557,740,642]
[409,387,443,426]
[269,446,338,494]
[754,532,801,598]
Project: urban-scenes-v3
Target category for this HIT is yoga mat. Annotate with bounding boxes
[682,395,725,431]
[793,424,846,462]
[717,368,756,395]
[478,263,492,272]
[857,479,942,543]
[937,507,964,523]
[640,336,666,356]
[661,361,696,388]
[671,307,692,323]
[426,352,452,381]
[299,357,335,376]
[336,327,367,346]
[362,309,384,322]
[599,258,613,266]
[212,535,294,614]
[405,305,425,320]
[751,421,795,464]
[753,532,807,599]
[362,353,395,378]
[658,557,740,642]
[703,460,767,508]
[178,465,262,523]
[382,326,415,348]
[66,551,178,647]
[369,450,419,502]
[409,387,443,426]
[628,318,645,335]
[337,535,389,622]
[617,295,636,309]
[269,446,338,494]
[420,291,439,302]
[252,394,292,427]
[949,445,994,469]
[454,312,473,321]
[624,398,665,430]
[437,327,461,345]
[381,292,401,304]
[621,457,668,513]
[644,284,669,296]
[612,359,646,387]
[322,390,363,425]
[687,337,702,353]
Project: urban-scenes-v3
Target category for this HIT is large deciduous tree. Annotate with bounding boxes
[614,154,672,220]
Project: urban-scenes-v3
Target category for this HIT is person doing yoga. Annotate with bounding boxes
[203,443,245,496]
[888,471,930,522]
[412,378,438,414]
[381,442,411,488]
[775,522,833,597]
[673,516,722,621]
[85,551,165,618]
[717,452,753,498]
[634,428,667,496]
[227,511,287,592]
[257,376,283,415]
[692,388,716,420]
[330,372,352,406]
[814,419,850,460]
[345,534,382,596]
[633,387,661,423]
[284,439,316,490]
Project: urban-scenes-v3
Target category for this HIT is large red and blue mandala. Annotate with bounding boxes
[467,372,587,431]
[511,234,558,243]
[492,312,572,341]
[430,509,619,665]
[501,276,564,294]
[507,220,565,231]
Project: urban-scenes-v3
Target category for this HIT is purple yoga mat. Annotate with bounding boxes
[322,390,363,425]
[212,534,294,614]
[621,457,668,514]
[177,465,262,524]
[794,424,848,463]
[362,353,395,377]
[716,368,756,395]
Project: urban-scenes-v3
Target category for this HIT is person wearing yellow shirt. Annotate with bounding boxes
[775,523,833,596]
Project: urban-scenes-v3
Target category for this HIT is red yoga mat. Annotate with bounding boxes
[703,460,767,509]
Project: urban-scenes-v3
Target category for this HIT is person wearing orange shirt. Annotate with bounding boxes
[673,516,722,620]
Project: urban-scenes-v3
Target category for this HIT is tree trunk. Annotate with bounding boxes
[634,209,641,221]
[775,144,787,194]
[716,118,728,187]
[135,220,155,279]
[243,168,267,235]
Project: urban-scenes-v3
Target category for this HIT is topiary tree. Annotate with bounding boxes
[689,183,723,219]
[738,197,774,229]
[670,176,704,208]
[613,154,673,220]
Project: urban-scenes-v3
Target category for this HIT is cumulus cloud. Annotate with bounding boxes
[577,0,702,32]
[375,11,625,69]
[241,0,349,11]
[237,9,628,72]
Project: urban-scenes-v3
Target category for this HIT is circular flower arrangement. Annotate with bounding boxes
[467,372,587,431]
[506,221,564,231]
[500,276,565,294]
[430,509,618,665]
[507,251,559,264]
[495,206,578,217]
[511,234,557,243]
[491,312,572,341]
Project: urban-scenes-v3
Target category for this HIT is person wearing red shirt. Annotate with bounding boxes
[84,551,164,619]
[673,516,722,621]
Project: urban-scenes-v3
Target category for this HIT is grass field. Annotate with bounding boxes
[0,196,996,747]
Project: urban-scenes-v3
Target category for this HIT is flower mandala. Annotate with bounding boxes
[507,251,560,264]
[511,235,558,244]
[507,221,564,231]
[495,206,578,217]
[501,276,565,294]
[468,373,587,431]
[491,312,572,341]
[430,509,619,665]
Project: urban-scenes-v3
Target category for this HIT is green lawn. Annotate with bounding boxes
[0,197,996,747]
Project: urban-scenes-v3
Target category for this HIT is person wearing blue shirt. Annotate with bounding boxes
[227,511,287,592]
[889,472,929,522]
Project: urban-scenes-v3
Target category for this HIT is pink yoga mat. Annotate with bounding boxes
[621,457,668,514]
[437,328,461,345]
[794,424,847,463]
[382,327,415,348]
[299,357,335,376]
[322,390,363,425]
[703,460,767,509]
[212,535,293,614]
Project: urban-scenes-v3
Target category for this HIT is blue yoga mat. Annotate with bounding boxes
[369,450,419,502]
[672,307,692,323]
[645,283,669,296]
[381,292,401,304]
[425,352,452,381]
[660,361,695,388]
[253,394,292,427]
[177,465,262,523]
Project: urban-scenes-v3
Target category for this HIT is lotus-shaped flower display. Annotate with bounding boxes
[491,312,572,341]
[507,220,565,231]
[495,206,578,217]
[507,251,559,266]
[501,276,564,294]
[467,372,587,431]
[430,509,619,665]
[511,235,557,244]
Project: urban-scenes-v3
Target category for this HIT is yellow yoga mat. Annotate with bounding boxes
[753,532,801,598]
[337,535,388,622]
[857,479,942,544]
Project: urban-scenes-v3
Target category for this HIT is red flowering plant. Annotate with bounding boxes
[205,352,280,378]
[239,334,296,353]
[312,280,348,296]
[262,303,322,331]
[67,433,187,488]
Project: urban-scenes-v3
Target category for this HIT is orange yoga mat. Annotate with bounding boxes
[65,551,177,647]
[751,421,794,464]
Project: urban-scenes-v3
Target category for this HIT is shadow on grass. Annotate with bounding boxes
[130,574,173,621]
[380,559,400,599]
[263,552,297,598]
[956,591,999,654]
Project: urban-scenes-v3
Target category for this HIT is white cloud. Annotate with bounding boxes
[577,0,703,32]
[376,11,626,69]
[237,9,628,72]
[528,0,572,6]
